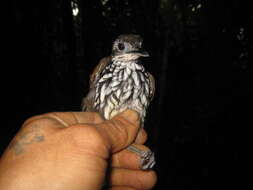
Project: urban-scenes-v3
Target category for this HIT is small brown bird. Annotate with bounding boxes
[82,34,155,170]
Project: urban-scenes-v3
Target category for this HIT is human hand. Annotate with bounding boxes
[0,110,157,190]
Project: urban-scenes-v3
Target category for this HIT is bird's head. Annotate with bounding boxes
[112,34,149,60]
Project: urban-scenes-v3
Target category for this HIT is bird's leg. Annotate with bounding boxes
[102,145,155,189]
[127,145,155,170]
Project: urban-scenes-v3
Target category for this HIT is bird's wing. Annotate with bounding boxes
[148,72,156,101]
[89,56,112,88]
[81,56,111,111]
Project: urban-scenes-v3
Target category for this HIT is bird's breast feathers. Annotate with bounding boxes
[94,60,151,120]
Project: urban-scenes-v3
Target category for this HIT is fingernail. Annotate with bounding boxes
[120,110,140,123]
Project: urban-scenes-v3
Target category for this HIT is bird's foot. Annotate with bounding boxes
[127,145,156,170]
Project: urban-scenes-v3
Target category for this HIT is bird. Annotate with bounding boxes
[82,34,155,170]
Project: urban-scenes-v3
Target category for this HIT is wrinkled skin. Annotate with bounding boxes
[0,110,157,190]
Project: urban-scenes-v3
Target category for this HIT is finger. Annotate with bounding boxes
[96,110,141,153]
[109,186,136,190]
[135,128,148,144]
[70,112,104,124]
[111,144,151,170]
[109,168,157,190]
[29,112,104,127]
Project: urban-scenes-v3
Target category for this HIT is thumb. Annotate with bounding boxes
[96,110,140,153]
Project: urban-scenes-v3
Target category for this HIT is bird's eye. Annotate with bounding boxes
[118,43,125,51]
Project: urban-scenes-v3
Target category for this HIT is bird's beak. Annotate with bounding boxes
[130,49,150,57]
[139,50,150,57]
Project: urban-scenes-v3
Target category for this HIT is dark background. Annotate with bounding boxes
[3,0,252,189]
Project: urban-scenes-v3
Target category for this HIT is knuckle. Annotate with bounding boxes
[23,112,57,126]
[106,119,130,148]
[66,125,109,157]
[40,112,58,118]
[22,112,62,129]
[70,125,100,145]
[22,115,44,128]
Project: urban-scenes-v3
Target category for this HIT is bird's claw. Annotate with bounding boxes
[127,145,156,170]
[139,150,156,170]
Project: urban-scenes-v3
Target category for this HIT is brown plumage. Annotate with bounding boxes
[82,34,155,170]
